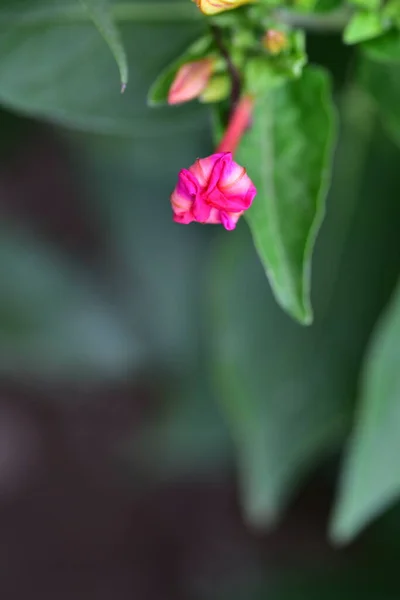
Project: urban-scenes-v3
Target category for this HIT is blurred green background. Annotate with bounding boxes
[0,1,400,598]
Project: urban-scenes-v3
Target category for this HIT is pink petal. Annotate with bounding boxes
[220,211,241,230]
[190,153,225,188]
[205,207,223,224]
[173,212,194,224]
[192,196,212,222]
[204,152,232,195]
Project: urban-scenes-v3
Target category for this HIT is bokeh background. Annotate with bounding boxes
[0,1,400,598]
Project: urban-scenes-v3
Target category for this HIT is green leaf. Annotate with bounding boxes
[80,0,128,91]
[0,0,206,135]
[236,66,336,324]
[363,30,400,62]
[383,0,400,27]
[360,58,400,146]
[148,35,213,106]
[209,88,400,528]
[344,11,388,44]
[330,279,400,544]
[349,0,381,10]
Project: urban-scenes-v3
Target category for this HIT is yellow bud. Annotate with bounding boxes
[263,30,288,55]
[193,0,255,16]
[168,58,214,105]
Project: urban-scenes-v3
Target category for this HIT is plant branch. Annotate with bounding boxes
[210,24,242,114]
[274,7,352,33]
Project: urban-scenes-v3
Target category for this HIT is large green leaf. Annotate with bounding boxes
[330,278,400,544]
[236,67,336,324]
[80,0,128,90]
[209,89,400,528]
[0,0,206,135]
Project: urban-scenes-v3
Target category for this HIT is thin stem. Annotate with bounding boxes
[217,94,254,156]
[274,6,352,33]
[210,24,242,113]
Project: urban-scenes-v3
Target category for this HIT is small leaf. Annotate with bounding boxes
[236,66,336,324]
[330,279,400,544]
[344,11,388,44]
[80,0,128,90]
[363,30,400,62]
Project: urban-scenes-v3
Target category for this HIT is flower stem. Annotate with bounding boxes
[216,94,255,156]
[210,25,242,112]
[274,6,352,32]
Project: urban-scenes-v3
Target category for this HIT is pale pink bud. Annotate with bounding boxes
[168,58,214,105]
[170,152,257,231]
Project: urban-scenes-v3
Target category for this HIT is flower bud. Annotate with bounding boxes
[263,30,288,55]
[199,74,231,103]
[193,0,254,16]
[171,152,256,231]
[168,58,214,105]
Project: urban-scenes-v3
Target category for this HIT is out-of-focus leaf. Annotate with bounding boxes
[66,123,212,372]
[80,0,128,90]
[209,89,400,528]
[344,11,388,44]
[360,58,400,146]
[197,568,397,600]
[0,223,142,382]
[383,0,400,26]
[121,378,232,481]
[363,30,400,62]
[235,67,335,324]
[350,0,380,10]
[0,0,206,135]
[330,279,400,544]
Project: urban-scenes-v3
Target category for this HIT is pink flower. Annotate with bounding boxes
[170,152,257,230]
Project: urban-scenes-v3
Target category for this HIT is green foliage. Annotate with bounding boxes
[0,0,205,135]
[210,88,400,527]
[344,11,388,44]
[80,0,129,90]
[363,30,400,62]
[123,378,232,480]
[1,0,400,566]
[349,0,381,10]
[359,58,400,146]
[331,279,400,543]
[236,67,335,324]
